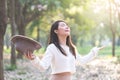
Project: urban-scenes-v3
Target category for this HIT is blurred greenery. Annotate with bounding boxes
[78,46,120,56]
[5,0,120,46]
[4,46,120,56]
[5,64,17,71]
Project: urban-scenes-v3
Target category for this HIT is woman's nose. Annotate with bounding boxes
[66,26,69,29]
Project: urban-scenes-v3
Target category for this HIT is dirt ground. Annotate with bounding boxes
[4,55,120,80]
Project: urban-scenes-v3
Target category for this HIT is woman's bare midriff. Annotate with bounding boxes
[50,72,72,80]
[54,72,71,75]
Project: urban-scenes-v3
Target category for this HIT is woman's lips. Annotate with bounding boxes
[65,29,70,32]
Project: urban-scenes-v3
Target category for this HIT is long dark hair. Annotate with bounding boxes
[48,20,76,58]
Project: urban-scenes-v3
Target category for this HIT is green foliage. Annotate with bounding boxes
[17,71,26,75]
[20,0,101,47]
[5,64,17,71]
[19,0,45,5]
[4,46,11,54]
[34,47,45,55]
[77,46,92,55]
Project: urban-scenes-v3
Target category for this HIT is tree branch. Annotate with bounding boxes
[25,11,43,24]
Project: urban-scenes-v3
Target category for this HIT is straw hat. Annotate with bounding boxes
[11,35,41,54]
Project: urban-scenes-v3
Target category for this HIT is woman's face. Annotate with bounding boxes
[55,21,70,37]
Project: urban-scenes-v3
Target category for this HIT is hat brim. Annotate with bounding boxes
[11,35,42,54]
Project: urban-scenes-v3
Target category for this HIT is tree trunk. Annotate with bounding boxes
[0,34,5,80]
[0,0,7,79]
[113,0,120,46]
[109,0,116,56]
[112,33,115,56]
[9,0,17,68]
[37,26,40,42]
[117,35,120,46]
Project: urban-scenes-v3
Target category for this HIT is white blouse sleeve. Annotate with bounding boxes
[76,47,99,65]
[30,46,53,72]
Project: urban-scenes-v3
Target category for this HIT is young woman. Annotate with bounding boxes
[24,20,104,80]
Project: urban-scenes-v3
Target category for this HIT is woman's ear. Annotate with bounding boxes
[54,30,58,34]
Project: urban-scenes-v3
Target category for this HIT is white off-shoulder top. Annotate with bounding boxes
[31,43,99,74]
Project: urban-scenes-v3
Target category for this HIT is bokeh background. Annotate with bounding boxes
[0,0,120,80]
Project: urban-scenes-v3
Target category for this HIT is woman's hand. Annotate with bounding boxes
[91,46,105,56]
[24,50,36,60]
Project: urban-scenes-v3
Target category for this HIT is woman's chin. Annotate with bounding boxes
[65,33,70,36]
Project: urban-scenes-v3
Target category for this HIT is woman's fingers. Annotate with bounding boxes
[24,50,35,60]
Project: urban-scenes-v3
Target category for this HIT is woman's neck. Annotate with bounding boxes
[58,36,67,45]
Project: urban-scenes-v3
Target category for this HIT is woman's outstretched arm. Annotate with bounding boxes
[76,46,104,65]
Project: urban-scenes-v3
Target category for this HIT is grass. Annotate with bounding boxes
[77,46,120,56]
[5,64,17,71]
